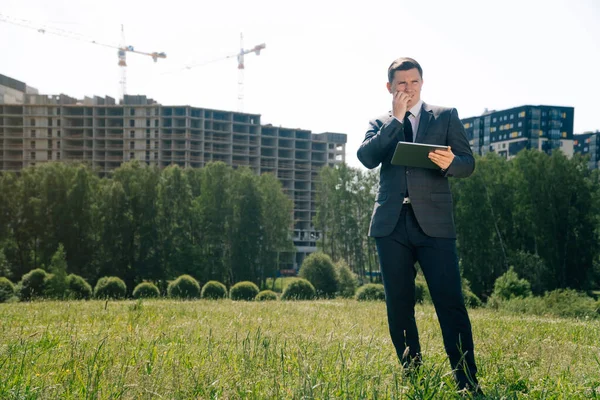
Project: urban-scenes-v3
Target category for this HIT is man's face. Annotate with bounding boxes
[386,68,423,109]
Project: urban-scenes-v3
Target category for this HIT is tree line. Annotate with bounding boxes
[315,150,600,298]
[2,149,599,300]
[0,161,294,290]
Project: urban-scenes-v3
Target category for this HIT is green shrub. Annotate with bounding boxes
[45,244,68,299]
[493,267,532,300]
[298,252,338,298]
[356,284,386,301]
[281,278,316,300]
[335,260,358,298]
[463,289,482,308]
[265,277,299,293]
[66,274,93,300]
[0,277,15,303]
[133,282,160,299]
[168,275,201,299]
[492,289,598,319]
[201,280,227,300]
[19,268,48,300]
[415,279,430,304]
[256,290,278,301]
[94,276,127,299]
[230,281,259,301]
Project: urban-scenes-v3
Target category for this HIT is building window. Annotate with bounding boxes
[130,109,135,116]
[130,141,135,150]
[48,118,52,126]
[130,131,135,138]
[130,152,135,160]
[48,128,52,135]
[47,139,52,147]
[57,120,61,127]
[519,111,525,118]
[30,152,36,159]
[562,112,567,118]
[30,141,35,149]
[47,151,52,159]
[31,130,36,138]
[130,120,135,127]
[493,118,497,123]
[30,119,35,126]
[146,119,151,127]
[518,122,522,127]
[57,152,60,159]
[510,114,514,119]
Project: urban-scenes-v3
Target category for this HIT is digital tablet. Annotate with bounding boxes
[391,141,449,169]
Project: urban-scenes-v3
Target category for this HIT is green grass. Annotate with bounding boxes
[0,300,599,399]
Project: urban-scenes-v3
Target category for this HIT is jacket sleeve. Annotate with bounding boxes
[443,108,475,178]
[357,116,406,169]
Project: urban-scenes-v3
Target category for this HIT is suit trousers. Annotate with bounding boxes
[375,204,478,388]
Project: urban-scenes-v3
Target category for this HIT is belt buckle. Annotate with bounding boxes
[403,197,411,204]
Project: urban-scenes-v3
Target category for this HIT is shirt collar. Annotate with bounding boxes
[409,99,423,118]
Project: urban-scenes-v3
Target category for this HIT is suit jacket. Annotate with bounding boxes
[357,102,474,238]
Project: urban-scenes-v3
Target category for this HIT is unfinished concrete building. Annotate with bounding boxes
[0,74,347,270]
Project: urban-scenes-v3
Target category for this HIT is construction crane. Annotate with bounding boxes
[0,14,166,101]
[167,33,265,112]
[236,33,266,112]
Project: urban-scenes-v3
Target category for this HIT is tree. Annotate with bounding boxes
[229,168,263,283]
[258,173,294,287]
[156,165,195,280]
[195,162,233,283]
[45,244,68,298]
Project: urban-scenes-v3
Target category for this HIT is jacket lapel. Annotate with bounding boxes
[415,102,433,143]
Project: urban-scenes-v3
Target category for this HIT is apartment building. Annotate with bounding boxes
[0,74,347,270]
[574,131,600,170]
[461,105,575,159]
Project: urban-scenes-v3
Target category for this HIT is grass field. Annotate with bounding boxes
[0,300,599,399]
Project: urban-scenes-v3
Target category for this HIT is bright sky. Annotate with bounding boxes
[1,0,599,169]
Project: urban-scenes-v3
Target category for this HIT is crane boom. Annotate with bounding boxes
[0,13,166,99]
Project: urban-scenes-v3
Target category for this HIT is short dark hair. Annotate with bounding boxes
[387,57,423,83]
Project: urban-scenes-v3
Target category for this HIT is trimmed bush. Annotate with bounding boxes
[356,284,386,301]
[133,282,160,299]
[0,277,15,303]
[336,260,358,298]
[493,267,532,300]
[230,281,260,301]
[94,276,127,299]
[66,274,92,300]
[256,290,278,301]
[168,275,201,299]
[281,278,316,300]
[201,280,227,300]
[19,268,48,300]
[299,252,338,298]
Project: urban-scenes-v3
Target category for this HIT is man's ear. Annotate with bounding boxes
[386,82,392,94]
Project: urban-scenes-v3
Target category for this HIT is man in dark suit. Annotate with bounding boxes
[357,57,481,393]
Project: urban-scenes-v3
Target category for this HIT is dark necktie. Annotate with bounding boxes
[404,112,413,199]
[403,112,413,142]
